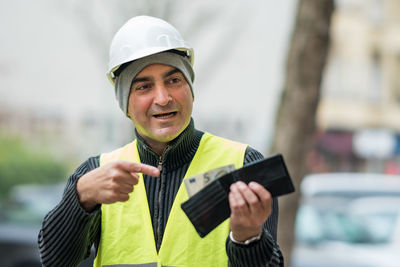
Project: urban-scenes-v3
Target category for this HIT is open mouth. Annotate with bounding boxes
[153,112,177,119]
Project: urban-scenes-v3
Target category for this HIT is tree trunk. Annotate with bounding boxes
[269,0,335,265]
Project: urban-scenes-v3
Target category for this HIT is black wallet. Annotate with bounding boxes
[181,154,294,237]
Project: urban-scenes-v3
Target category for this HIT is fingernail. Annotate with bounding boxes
[231,183,240,192]
[237,181,246,188]
[249,182,258,189]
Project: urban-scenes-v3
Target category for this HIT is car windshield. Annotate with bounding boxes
[0,184,64,225]
[295,196,400,244]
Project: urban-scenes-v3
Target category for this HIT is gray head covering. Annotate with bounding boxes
[114,52,195,116]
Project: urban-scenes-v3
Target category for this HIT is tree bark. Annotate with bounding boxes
[269,0,335,265]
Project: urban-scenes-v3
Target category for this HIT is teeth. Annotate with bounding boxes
[154,112,175,118]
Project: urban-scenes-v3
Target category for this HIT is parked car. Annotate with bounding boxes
[292,173,400,267]
[0,183,94,267]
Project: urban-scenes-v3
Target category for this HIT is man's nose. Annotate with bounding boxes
[153,83,171,106]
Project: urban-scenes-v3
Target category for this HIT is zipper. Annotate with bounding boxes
[157,155,163,172]
[155,148,167,251]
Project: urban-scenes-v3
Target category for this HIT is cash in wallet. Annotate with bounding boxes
[181,154,294,238]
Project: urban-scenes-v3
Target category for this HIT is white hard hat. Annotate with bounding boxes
[107,15,194,85]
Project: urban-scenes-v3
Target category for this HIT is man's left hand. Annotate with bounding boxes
[228,181,272,242]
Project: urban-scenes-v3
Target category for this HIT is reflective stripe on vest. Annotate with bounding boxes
[103,264,180,267]
[103,264,157,267]
[94,132,247,267]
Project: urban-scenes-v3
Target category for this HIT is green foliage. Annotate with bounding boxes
[0,135,68,200]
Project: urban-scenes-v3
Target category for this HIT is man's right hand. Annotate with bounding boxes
[76,161,160,211]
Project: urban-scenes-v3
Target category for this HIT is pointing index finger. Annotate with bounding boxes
[136,163,160,177]
[121,161,160,177]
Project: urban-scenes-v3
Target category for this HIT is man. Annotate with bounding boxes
[38,15,283,267]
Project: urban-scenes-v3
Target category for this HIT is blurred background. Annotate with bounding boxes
[1,0,400,266]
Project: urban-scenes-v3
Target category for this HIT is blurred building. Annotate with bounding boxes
[0,102,134,162]
[313,0,400,173]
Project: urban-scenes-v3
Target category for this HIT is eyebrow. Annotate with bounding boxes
[131,68,181,85]
[164,68,181,78]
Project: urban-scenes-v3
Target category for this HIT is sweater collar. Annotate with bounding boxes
[135,119,203,171]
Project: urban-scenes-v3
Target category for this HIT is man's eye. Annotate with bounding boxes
[168,77,181,84]
[136,84,150,91]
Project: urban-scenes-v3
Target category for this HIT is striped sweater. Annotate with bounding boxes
[38,120,284,266]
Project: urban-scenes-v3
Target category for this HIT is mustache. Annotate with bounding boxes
[150,103,179,114]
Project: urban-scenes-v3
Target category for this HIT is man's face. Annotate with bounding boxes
[127,64,194,148]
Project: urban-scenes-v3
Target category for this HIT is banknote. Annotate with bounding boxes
[184,164,236,197]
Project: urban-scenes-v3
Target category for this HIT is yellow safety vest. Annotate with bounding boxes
[94,132,247,267]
